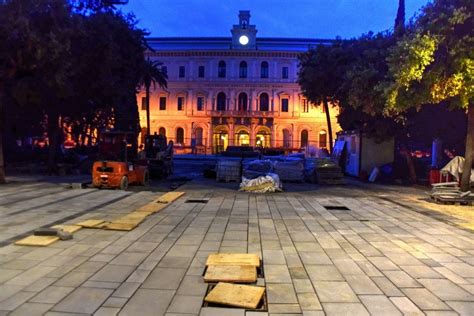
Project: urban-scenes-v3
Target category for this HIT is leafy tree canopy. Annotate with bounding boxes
[383,0,473,112]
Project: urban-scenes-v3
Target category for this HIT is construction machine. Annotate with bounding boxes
[141,133,173,178]
[92,131,149,190]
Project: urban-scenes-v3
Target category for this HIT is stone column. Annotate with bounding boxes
[186,89,193,117]
[293,90,299,117]
[271,123,277,147]
[208,121,213,153]
[228,118,235,146]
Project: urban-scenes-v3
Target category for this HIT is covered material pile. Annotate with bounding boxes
[313,158,344,184]
[240,173,282,193]
[242,159,273,179]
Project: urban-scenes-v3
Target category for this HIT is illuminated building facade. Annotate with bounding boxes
[137,11,340,154]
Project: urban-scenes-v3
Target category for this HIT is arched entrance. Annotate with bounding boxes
[217,92,226,111]
[213,125,228,153]
[301,130,309,147]
[319,130,327,148]
[234,126,250,146]
[195,127,203,145]
[282,129,291,148]
[176,127,184,145]
[238,92,248,111]
[256,126,271,148]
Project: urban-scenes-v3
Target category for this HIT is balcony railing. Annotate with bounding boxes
[209,110,274,118]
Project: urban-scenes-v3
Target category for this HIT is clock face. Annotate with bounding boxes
[239,35,249,45]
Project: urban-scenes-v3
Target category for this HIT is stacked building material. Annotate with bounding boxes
[216,158,241,182]
[314,158,344,184]
[273,158,305,182]
[430,182,473,205]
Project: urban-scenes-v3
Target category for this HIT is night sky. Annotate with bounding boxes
[121,0,430,39]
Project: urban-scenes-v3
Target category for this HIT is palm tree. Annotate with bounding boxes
[138,59,167,136]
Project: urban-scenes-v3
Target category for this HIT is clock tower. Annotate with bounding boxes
[231,11,257,50]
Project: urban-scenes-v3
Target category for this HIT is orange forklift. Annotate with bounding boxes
[92,131,149,190]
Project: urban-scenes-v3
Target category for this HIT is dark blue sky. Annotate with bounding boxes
[122,0,430,39]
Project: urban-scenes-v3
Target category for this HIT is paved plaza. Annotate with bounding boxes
[0,177,473,315]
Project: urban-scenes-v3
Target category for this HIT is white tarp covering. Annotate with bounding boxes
[441,156,474,182]
[239,173,283,193]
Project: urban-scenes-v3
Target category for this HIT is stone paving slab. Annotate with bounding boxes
[0,179,473,315]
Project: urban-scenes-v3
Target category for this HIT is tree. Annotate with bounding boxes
[138,59,168,136]
[341,32,402,141]
[298,41,352,152]
[383,0,473,191]
[0,0,149,177]
[394,0,406,36]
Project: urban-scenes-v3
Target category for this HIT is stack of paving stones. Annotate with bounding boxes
[0,180,473,315]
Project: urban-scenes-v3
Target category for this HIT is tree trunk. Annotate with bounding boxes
[145,85,150,136]
[0,91,5,184]
[0,129,5,184]
[460,104,473,192]
[47,111,60,174]
[323,99,334,153]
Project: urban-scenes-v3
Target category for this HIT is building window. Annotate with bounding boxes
[159,97,166,110]
[281,98,289,112]
[176,127,184,145]
[197,97,204,111]
[141,97,147,111]
[259,93,269,111]
[198,66,205,78]
[159,127,166,136]
[283,129,290,148]
[319,130,327,148]
[239,61,247,78]
[260,61,269,78]
[282,66,289,79]
[162,66,167,75]
[238,92,248,111]
[301,130,308,147]
[177,96,184,111]
[218,61,226,78]
[302,98,309,113]
[179,66,185,78]
[217,92,226,111]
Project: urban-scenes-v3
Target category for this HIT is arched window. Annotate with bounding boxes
[239,61,247,78]
[217,92,226,111]
[301,130,308,147]
[195,127,203,146]
[159,127,166,136]
[260,61,269,78]
[319,130,327,148]
[176,127,184,145]
[259,93,269,111]
[238,92,248,111]
[283,129,290,148]
[218,60,226,78]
